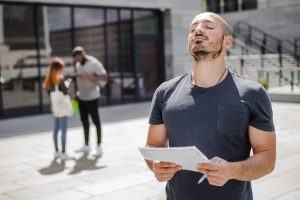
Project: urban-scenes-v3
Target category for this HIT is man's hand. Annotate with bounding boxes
[152,161,182,182]
[197,157,234,187]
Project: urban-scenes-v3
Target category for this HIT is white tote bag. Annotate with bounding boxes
[50,85,73,117]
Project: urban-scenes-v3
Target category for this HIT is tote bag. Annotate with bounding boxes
[50,85,73,117]
[71,99,79,113]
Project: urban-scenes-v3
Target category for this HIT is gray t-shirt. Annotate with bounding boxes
[76,56,107,101]
[149,71,274,200]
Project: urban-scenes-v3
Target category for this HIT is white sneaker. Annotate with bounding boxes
[91,145,103,157]
[54,152,61,160]
[60,153,71,161]
[75,145,90,153]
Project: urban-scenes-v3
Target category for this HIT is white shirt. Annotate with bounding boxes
[76,56,107,101]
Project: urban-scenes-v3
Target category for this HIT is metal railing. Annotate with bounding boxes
[234,21,300,59]
[253,68,300,91]
[294,38,300,66]
[233,21,300,89]
[227,36,300,91]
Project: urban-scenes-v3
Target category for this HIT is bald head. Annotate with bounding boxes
[192,12,231,36]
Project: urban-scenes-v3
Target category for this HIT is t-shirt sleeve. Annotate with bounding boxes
[148,85,164,125]
[249,87,275,132]
[94,61,107,75]
[59,80,68,95]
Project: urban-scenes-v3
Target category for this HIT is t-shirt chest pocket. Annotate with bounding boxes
[217,104,248,134]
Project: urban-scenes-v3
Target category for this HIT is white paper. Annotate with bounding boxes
[139,146,209,172]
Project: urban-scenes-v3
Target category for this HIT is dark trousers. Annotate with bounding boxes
[78,98,102,145]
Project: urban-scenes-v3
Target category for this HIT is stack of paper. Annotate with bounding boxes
[139,146,209,172]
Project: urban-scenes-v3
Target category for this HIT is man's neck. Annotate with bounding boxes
[192,56,227,88]
[81,56,88,65]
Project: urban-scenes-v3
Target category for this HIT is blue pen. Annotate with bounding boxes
[198,158,222,184]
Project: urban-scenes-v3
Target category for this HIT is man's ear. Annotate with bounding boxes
[223,35,232,50]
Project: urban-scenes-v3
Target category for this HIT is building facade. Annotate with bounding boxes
[1,0,298,118]
[0,0,201,118]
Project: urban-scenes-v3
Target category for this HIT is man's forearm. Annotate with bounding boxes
[85,74,107,83]
[231,150,275,181]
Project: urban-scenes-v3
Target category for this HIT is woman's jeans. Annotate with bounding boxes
[53,116,68,153]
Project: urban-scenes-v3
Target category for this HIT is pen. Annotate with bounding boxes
[198,158,222,184]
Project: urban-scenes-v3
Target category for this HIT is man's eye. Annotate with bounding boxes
[206,26,214,29]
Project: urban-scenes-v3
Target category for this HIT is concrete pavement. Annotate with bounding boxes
[0,101,300,200]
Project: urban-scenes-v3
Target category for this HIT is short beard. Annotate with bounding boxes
[192,50,209,61]
[190,36,224,62]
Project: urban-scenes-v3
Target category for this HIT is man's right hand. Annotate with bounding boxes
[152,161,182,182]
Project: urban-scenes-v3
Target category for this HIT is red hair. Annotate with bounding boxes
[43,57,65,91]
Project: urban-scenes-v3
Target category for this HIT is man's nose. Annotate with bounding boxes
[194,24,204,34]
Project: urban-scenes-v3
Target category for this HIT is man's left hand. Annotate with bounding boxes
[197,157,235,187]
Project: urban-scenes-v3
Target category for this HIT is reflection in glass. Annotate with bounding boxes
[106,9,121,103]
[224,0,238,12]
[74,8,105,62]
[134,10,161,99]
[133,10,158,35]
[0,4,39,111]
[121,10,135,101]
[74,7,107,102]
[0,4,163,117]
[38,6,72,108]
[135,39,160,98]
[46,7,72,56]
[206,0,221,13]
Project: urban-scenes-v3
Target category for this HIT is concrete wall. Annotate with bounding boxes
[221,4,300,41]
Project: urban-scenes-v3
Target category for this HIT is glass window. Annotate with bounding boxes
[38,6,72,109]
[0,4,40,114]
[0,4,164,118]
[74,7,107,103]
[74,7,105,62]
[134,10,158,35]
[135,39,160,99]
[121,9,135,101]
[206,0,221,13]
[242,0,257,10]
[46,6,72,56]
[106,9,121,103]
[133,10,161,99]
[224,0,238,12]
[3,5,35,49]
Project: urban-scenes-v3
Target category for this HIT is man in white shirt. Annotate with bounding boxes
[72,46,108,157]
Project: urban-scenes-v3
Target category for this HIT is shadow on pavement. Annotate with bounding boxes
[38,160,66,175]
[38,153,106,175]
[68,153,106,175]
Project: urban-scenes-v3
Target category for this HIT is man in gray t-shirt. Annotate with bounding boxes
[144,12,276,200]
[76,55,107,101]
[72,46,107,157]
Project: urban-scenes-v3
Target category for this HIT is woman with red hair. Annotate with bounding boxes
[44,57,70,161]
